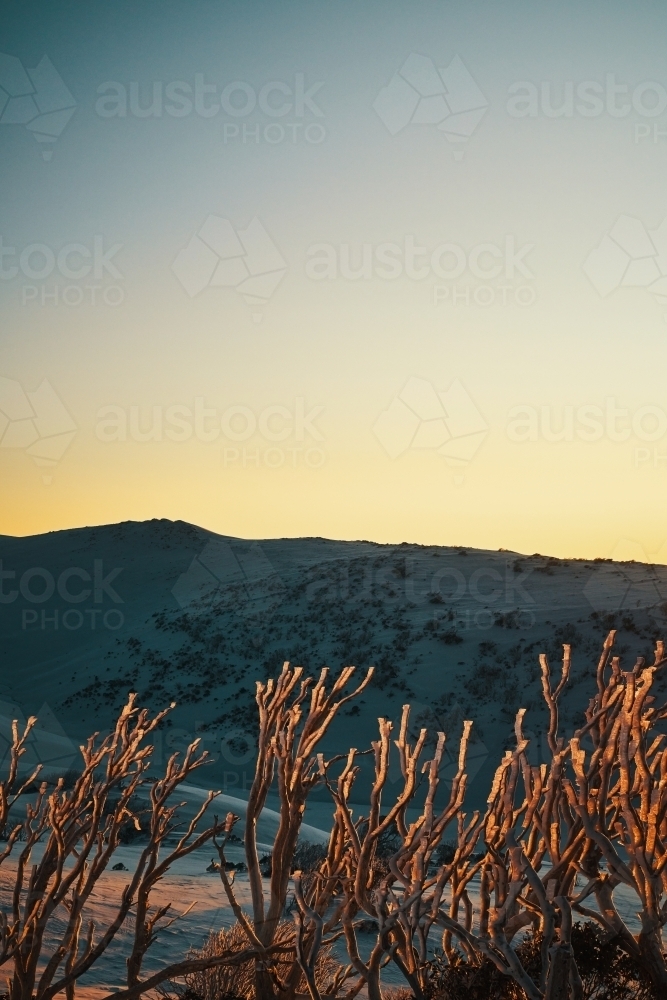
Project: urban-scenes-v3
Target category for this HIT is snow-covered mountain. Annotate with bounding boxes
[2,518,667,814]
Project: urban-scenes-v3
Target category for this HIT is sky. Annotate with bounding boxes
[2,0,667,561]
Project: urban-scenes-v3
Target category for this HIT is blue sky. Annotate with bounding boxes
[2,0,667,559]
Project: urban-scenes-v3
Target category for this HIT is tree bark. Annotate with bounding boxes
[544,944,571,1000]
[638,925,667,992]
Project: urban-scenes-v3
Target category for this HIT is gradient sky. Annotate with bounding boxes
[2,0,667,560]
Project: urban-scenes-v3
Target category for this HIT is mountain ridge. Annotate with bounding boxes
[2,518,667,811]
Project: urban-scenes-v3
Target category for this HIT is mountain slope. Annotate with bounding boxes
[2,518,667,812]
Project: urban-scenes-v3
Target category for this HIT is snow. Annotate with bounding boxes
[0,518,664,994]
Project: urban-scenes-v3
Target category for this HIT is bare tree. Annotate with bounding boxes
[212,662,374,1000]
[564,635,667,990]
[0,695,281,1000]
[288,633,667,1000]
[4,632,667,1000]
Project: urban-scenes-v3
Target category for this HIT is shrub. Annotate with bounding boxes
[423,923,657,999]
[181,922,340,1000]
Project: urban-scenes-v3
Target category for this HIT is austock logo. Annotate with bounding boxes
[0,376,76,484]
[95,72,326,146]
[172,538,284,619]
[0,52,76,160]
[0,700,77,775]
[164,721,257,770]
[0,558,125,632]
[583,215,667,314]
[0,235,125,308]
[95,397,326,470]
[583,540,667,614]
[506,399,667,444]
[373,53,488,158]
[373,376,487,483]
[172,215,287,321]
[405,699,488,787]
[305,235,536,308]
[305,555,536,631]
[506,74,667,146]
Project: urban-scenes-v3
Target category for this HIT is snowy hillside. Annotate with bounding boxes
[1,518,667,813]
